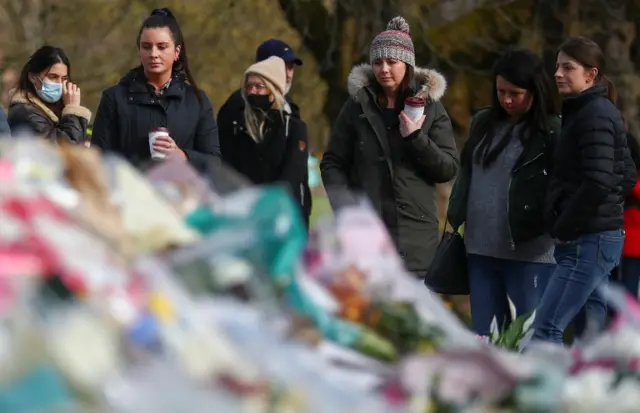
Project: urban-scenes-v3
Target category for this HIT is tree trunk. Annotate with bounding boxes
[278,0,404,147]
[535,0,566,75]
[600,0,640,138]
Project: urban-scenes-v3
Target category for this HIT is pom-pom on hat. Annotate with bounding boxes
[369,16,415,67]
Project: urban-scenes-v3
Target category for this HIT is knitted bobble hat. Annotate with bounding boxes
[244,56,287,95]
[369,16,415,67]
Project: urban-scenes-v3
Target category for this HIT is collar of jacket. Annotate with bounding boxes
[121,67,186,98]
[463,108,557,174]
[9,89,59,121]
[8,89,92,124]
[561,84,608,117]
[344,63,448,181]
[346,63,447,103]
[284,94,300,118]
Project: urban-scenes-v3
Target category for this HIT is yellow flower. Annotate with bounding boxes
[148,292,175,322]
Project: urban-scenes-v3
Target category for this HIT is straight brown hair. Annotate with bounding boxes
[558,36,617,105]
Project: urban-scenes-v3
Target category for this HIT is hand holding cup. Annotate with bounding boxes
[399,97,426,138]
[149,128,187,160]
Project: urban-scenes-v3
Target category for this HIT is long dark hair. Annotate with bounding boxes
[371,64,415,110]
[462,48,559,168]
[137,8,201,101]
[17,46,70,104]
[558,36,616,105]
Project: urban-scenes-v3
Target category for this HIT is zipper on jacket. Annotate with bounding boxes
[512,152,544,174]
[507,175,516,250]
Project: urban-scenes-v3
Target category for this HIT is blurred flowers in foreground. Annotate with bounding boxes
[0,137,640,412]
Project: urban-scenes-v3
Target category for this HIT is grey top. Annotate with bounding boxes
[464,122,555,263]
[0,108,10,136]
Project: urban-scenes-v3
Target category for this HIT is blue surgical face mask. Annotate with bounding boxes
[36,79,63,103]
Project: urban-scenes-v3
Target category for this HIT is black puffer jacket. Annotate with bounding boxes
[92,67,220,176]
[7,90,90,143]
[220,106,310,227]
[546,84,637,240]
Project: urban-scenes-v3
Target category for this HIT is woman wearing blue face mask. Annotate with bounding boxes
[7,46,91,143]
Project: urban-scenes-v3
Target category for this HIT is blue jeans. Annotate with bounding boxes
[571,286,607,340]
[532,230,624,344]
[619,257,640,299]
[468,254,554,336]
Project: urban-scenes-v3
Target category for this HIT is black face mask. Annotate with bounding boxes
[246,95,273,111]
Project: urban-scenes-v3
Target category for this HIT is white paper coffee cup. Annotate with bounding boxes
[149,128,169,160]
[403,97,426,122]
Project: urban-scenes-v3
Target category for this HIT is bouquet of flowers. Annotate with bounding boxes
[294,202,478,368]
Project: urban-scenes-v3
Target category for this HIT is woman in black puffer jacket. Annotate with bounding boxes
[532,37,637,344]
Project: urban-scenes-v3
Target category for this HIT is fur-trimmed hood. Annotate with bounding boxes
[9,89,92,123]
[347,64,447,103]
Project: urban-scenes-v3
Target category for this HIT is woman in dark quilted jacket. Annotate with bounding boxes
[532,37,637,344]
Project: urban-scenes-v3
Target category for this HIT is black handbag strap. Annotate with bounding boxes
[441,221,462,240]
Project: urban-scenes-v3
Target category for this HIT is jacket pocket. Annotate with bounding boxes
[511,163,551,241]
[402,178,437,222]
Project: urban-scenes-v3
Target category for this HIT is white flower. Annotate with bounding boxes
[579,326,640,364]
[560,370,614,412]
[559,370,640,412]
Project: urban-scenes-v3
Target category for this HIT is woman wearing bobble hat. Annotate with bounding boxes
[220,56,310,227]
[321,16,460,275]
